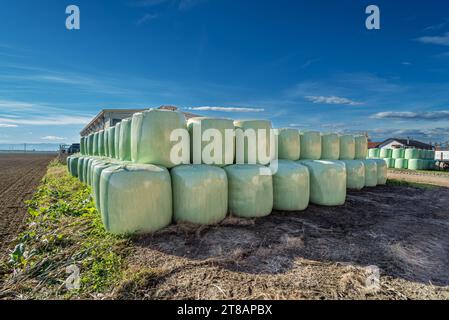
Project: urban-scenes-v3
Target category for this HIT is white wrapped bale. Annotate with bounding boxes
[276,128,300,161]
[273,160,309,211]
[341,160,365,190]
[187,117,235,166]
[171,165,228,225]
[99,164,172,235]
[300,131,321,160]
[114,122,121,160]
[119,118,132,161]
[131,109,189,168]
[379,148,392,159]
[108,127,116,159]
[92,162,118,213]
[373,159,387,185]
[383,158,395,169]
[234,120,273,165]
[298,160,346,206]
[354,135,368,160]
[339,135,355,160]
[363,160,378,187]
[320,133,339,160]
[224,165,273,218]
[394,158,408,169]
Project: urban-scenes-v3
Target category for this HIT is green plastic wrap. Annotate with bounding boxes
[98,130,105,156]
[171,165,228,225]
[405,148,419,160]
[131,109,188,168]
[84,158,94,185]
[341,160,365,190]
[379,149,392,158]
[234,120,273,165]
[187,117,235,166]
[368,148,380,158]
[298,160,346,206]
[276,128,300,161]
[77,157,86,183]
[69,157,79,177]
[408,159,422,170]
[273,160,309,211]
[224,165,273,218]
[87,134,94,156]
[114,122,121,160]
[392,148,404,159]
[100,164,172,235]
[119,118,132,161]
[108,126,116,159]
[92,162,117,213]
[320,133,339,160]
[300,131,321,160]
[374,159,387,185]
[104,128,110,158]
[363,159,378,187]
[93,132,99,156]
[339,135,355,160]
[80,137,85,155]
[383,158,395,168]
[354,135,368,160]
[427,160,436,170]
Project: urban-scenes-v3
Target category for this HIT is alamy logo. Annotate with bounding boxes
[66,5,80,30]
[65,264,80,290]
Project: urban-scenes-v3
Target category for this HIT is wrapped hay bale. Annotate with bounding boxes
[408,159,422,170]
[383,158,395,169]
[339,135,355,160]
[300,131,321,160]
[234,120,273,165]
[114,122,121,160]
[224,165,273,218]
[131,109,189,168]
[87,134,94,156]
[320,133,340,160]
[108,126,116,159]
[373,159,387,185]
[93,132,99,156]
[405,148,419,160]
[84,158,94,186]
[92,162,118,213]
[104,128,109,158]
[77,157,85,182]
[298,160,346,206]
[392,148,404,159]
[80,137,85,155]
[363,159,378,187]
[394,158,407,169]
[187,117,235,166]
[99,164,172,235]
[273,160,309,211]
[119,118,132,161]
[276,128,300,161]
[98,130,105,157]
[368,148,380,159]
[341,160,365,190]
[379,149,392,159]
[172,165,228,225]
[354,135,368,159]
[69,156,79,177]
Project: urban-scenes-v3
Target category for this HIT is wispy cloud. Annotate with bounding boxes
[305,95,363,106]
[372,110,449,120]
[423,19,449,31]
[0,124,18,128]
[136,13,158,25]
[187,106,264,112]
[41,135,65,141]
[416,32,449,46]
[0,115,93,126]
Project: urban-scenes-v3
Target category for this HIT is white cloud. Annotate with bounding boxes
[41,136,65,141]
[136,13,158,25]
[372,111,449,120]
[416,32,449,46]
[188,106,265,112]
[305,95,363,106]
[0,115,93,126]
[0,124,18,128]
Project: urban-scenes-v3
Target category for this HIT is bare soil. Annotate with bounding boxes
[117,184,449,300]
[0,153,55,260]
[388,170,449,187]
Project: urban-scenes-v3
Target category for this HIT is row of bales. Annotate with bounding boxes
[368,148,436,170]
[67,108,388,235]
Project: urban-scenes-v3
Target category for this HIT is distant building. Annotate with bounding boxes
[368,141,381,149]
[377,138,433,150]
[80,106,199,137]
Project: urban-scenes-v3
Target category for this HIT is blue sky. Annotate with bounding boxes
[1,0,449,145]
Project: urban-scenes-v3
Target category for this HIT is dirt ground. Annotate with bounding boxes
[388,169,449,187]
[117,183,449,300]
[0,153,55,260]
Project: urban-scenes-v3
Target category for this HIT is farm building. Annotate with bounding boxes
[376,138,433,150]
[80,106,199,136]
